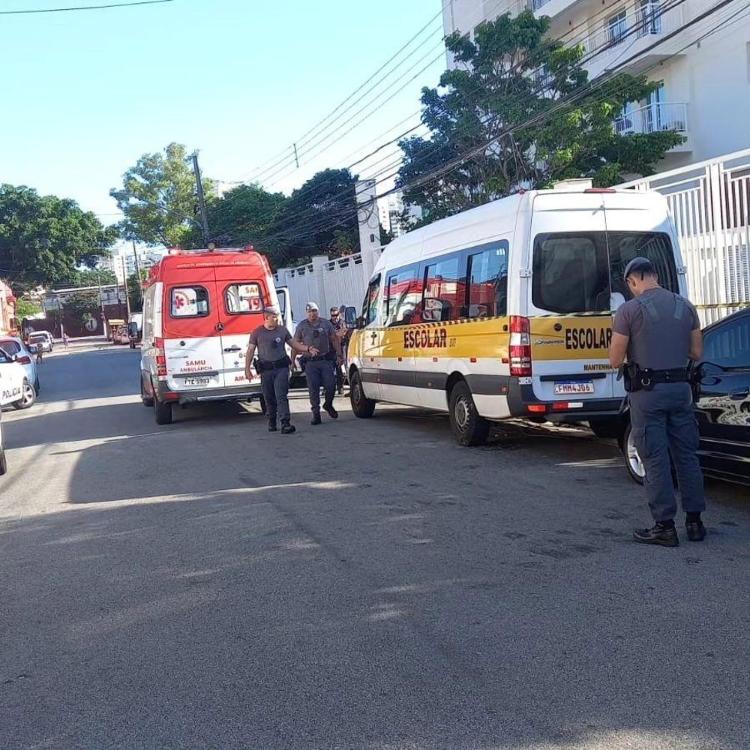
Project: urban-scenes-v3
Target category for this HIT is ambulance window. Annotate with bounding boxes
[225,283,263,314]
[423,255,463,321]
[468,243,509,318]
[170,286,209,318]
[362,275,381,325]
[386,266,421,326]
[532,235,609,314]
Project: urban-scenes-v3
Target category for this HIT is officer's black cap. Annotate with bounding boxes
[624,256,656,279]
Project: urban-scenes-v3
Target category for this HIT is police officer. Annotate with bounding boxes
[295,302,341,425]
[329,306,346,394]
[245,305,309,435]
[609,257,706,547]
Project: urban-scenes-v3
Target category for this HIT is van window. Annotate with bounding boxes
[532,232,677,314]
[468,243,509,318]
[225,283,263,314]
[386,266,422,326]
[362,275,381,325]
[423,255,463,322]
[170,286,209,318]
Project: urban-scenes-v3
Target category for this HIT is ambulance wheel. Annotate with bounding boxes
[621,422,645,485]
[449,381,489,446]
[153,395,173,425]
[141,375,154,407]
[0,448,7,476]
[350,370,375,418]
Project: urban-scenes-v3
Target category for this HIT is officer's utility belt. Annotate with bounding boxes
[621,364,689,392]
[254,355,291,372]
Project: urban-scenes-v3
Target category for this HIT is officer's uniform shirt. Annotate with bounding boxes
[294,318,337,356]
[613,287,700,370]
[248,324,292,363]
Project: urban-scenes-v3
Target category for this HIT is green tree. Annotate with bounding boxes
[397,12,683,225]
[0,185,117,292]
[111,143,213,248]
[126,268,149,312]
[70,267,117,287]
[196,183,288,250]
[15,298,42,319]
[266,169,360,266]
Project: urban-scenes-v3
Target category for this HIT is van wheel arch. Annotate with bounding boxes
[447,377,490,446]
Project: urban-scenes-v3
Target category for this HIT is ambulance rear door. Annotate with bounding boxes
[163,268,225,392]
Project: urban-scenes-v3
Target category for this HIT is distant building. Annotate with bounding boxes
[378,192,423,239]
[0,280,18,335]
[100,248,165,283]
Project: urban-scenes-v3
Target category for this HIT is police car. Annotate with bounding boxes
[0,346,31,410]
[621,308,750,486]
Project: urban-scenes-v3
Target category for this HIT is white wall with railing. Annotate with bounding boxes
[615,102,689,136]
[619,147,750,325]
[274,245,383,323]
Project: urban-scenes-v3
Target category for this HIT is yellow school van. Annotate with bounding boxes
[347,187,688,445]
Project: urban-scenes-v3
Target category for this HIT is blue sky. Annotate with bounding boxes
[0,0,445,224]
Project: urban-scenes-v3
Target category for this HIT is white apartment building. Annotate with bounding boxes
[442,0,750,169]
[378,192,424,238]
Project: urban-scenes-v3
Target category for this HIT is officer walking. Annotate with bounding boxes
[295,302,342,425]
[329,306,346,394]
[245,305,310,435]
[609,257,706,547]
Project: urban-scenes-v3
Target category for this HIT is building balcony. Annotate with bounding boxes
[581,2,685,79]
[615,102,692,151]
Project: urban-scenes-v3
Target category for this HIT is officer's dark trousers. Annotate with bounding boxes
[629,383,706,523]
[305,359,335,413]
[261,367,291,423]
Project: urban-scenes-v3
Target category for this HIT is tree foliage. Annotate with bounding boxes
[397,12,684,225]
[110,143,212,248]
[0,184,117,292]
[16,298,42,319]
[71,267,117,287]
[126,268,149,312]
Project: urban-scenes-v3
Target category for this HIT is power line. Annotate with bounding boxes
[0,0,173,14]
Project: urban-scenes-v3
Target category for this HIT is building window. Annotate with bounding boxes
[607,10,628,44]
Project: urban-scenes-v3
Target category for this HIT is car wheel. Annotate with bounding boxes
[140,374,154,407]
[153,394,173,425]
[621,421,645,485]
[350,370,375,418]
[449,381,490,446]
[13,379,36,410]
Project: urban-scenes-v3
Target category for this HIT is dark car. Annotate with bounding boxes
[621,308,750,485]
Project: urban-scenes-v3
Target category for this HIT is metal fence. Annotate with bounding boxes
[619,148,750,325]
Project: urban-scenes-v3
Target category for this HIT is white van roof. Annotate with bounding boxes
[373,188,668,275]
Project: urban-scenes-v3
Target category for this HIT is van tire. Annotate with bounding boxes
[153,395,173,425]
[350,370,375,418]
[620,421,645,485]
[141,375,154,407]
[449,381,490,446]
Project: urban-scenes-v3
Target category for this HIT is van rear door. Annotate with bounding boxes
[163,269,225,392]
[214,268,267,388]
[527,191,681,408]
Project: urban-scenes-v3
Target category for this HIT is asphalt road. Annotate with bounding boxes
[1,342,749,750]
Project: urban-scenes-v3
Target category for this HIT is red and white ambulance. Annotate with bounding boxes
[139,246,278,425]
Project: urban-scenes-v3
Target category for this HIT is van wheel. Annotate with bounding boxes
[141,375,154,407]
[0,448,7,476]
[621,421,645,485]
[449,381,489,446]
[153,395,173,425]
[13,379,36,410]
[350,370,375,418]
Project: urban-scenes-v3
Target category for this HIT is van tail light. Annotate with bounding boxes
[155,337,167,377]
[509,316,532,377]
[17,355,31,365]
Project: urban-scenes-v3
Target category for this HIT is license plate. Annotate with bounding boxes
[554,381,595,395]
[183,377,211,387]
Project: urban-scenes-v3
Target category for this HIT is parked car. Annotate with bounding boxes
[0,346,34,410]
[0,337,40,396]
[621,308,750,486]
[27,331,53,353]
[128,313,143,349]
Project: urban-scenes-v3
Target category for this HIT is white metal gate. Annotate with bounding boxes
[619,148,750,325]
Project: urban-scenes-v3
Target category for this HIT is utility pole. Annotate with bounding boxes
[131,241,142,310]
[191,151,211,247]
[293,143,300,169]
[121,255,131,321]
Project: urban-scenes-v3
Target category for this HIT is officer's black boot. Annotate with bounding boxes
[311,410,322,425]
[280,420,296,435]
[633,521,679,547]
[685,513,706,541]
[268,417,278,432]
[323,400,338,419]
